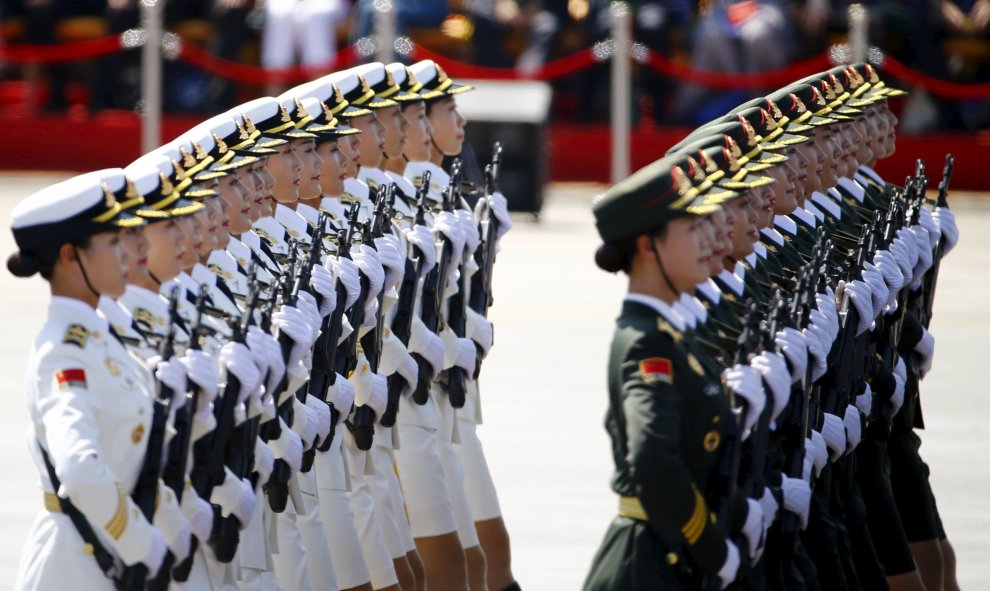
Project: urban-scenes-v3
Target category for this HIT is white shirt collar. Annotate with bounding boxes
[761,227,785,245]
[791,206,816,227]
[811,192,841,218]
[673,301,697,329]
[697,279,722,304]
[837,177,866,203]
[624,293,686,332]
[679,292,708,324]
[717,269,746,296]
[752,242,767,259]
[774,214,797,235]
[804,201,825,222]
[859,165,884,185]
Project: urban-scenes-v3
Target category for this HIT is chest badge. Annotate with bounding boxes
[703,430,721,452]
[131,424,145,444]
[104,357,121,377]
[704,383,722,397]
[656,319,683,343]
[687,353,704,376]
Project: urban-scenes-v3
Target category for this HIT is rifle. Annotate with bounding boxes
[262,244,303,512]
[159,290,211,582]
[700,300,758,590]
[468,142,504,378]
[127,288,183,590]
[207,285,262,564]
[400,171,438,407]
[438,161,469,409]
[340,191,380,451]
[921,153,954,328]
[312,203,360,453]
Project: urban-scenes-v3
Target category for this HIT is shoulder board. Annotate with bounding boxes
[62,324,90,348]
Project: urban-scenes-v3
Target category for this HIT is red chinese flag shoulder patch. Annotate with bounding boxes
[640,357,673,384]
[55,369,87,390]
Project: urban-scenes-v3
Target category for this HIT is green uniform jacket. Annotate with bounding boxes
[585,300,733,590]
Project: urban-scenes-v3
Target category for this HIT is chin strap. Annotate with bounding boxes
[72,245,101,300]
[649,235,679,298]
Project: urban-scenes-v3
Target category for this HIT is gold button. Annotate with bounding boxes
[666,552,679,566]
[131,424,145,444]
[710,512,717,524]
[83,543,94,556]
[712,416,721,424]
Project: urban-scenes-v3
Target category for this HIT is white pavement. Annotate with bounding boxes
[0,174,986,589]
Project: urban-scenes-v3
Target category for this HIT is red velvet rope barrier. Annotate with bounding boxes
[176,42,358,85]
[880,55,990,99]
[0,34,124,63]
[4,32,990,100]
[641,49,833,89]
[409,42,598,81]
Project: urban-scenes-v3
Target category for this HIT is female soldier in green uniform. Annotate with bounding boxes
[583,157,743,590]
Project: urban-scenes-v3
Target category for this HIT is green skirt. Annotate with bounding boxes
[583,516,690,591]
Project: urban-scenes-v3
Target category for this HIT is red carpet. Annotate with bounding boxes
[1,112,987,190]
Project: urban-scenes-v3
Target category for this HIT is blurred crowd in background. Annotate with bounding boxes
[1,0,988,131]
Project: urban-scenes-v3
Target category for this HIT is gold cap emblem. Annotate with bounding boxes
[193,142,208,161]
[686,155,706,182]
[102,183,117,209]
[279,103,293,124]
[865,64,879,84]
[125,178,141,202]
[822,79,837,101]
[699,149,718,174]
[671,166,692,196]
[243,116,258,135]
[790,93,807,114]
[213,133,228,155]
[358,75,372,97]
[180,146,196,168]
[236,119,250,141]
[723,145,742,172]
[738,116,758,147]
[159,172,174,196]
[724,135,742,160]
[766,99,783,120]
[760,108,777,131]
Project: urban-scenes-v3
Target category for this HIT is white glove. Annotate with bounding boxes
[821,412,847,461]
[141,527,167,575]
[466,308,494,357]
[433,210,466,263]
[246,325,285,395]
[456,208,481,256]
[304,395,333,446]
[723,364,766,438]
[295,291,323,341]
[890,235,916,288]
[291,397,319,448]
[855,383,873,416]
[154,357,188,411]
[717,540,741,590]
[405,224,437,275]
[814,289,839,342]
[843,404,863,453]
[309,263,337,317]
[742,498,764,560]
[750,352,790,423]
[873,250,904,300]
[272,305,315,368]
[253,439,275,486]
[802,326,828,381]
[328,255,361,309]
[781,476,812,529]
[326,374,355,418]
[915,328,935,378]
[353,244,385,305]
[220,342,262,403]
[918,206,940,249]
[758,487,779,529]
[808,308,835,347]
[268,418,303,474]
[152,483,191,564]
[182,348,220,397]
[845,280,875,335]
[209,467,256,524]
[179,488,213,543]
[409,315,445,379]
[890,357,907,415]
[861,262,889,319]
[453,337,477,375]
[909,226,934,291]
[374,234,405,292]
[775,328,808,383]
[808,430,828,477]
[488,190,513,239]
[351,358,389,417]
